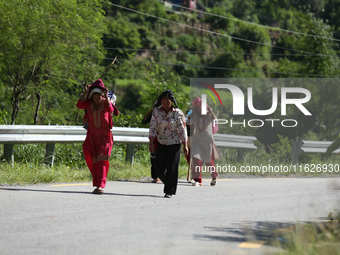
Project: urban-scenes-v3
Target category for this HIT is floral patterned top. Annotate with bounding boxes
[149,106,187,145]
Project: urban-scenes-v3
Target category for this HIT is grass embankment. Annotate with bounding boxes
[274,212,340,255]
[0,161,193,185]
[0,142,191,185]
[1,142,340,185]
[0,161,152,185]
[1,160,340,186]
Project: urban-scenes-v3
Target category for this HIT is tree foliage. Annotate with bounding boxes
[0,0,106,124]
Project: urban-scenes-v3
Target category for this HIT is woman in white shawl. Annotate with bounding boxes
[187,97,221,186]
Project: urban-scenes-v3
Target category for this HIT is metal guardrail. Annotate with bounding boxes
[213,133,257,150]
[0,125,150,144]
[0,125,257,166]
[291,140,340,164]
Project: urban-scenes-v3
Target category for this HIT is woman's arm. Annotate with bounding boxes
[112,104,119,116]
[177,110,188,157]
[103,87,110,108]
[208,106,217,119]
[148,109,157,153]
[80,85,90,101]
[104,91,119,116]
[177,110,188,144]
[142,110,153,124]
[76,85,91,109]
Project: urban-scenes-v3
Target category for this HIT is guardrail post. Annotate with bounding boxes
[125,144,135,165]
[4,144,14,166]
[44,143,56,167]
[291,140,303,164]
[237,149,244,161]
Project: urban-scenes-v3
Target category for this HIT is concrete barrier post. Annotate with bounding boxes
[291,140,303,164]
[4,144,14,166]
[45,143,56,167]
[125,144,135,165]
[237,149,244,161]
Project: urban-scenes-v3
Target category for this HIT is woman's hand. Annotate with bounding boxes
[81,85,91,101]
[103,87,108,97]
[208,106,217,119]
[183,144,188,157]
[103,87,110,107]
[85,84,90,93]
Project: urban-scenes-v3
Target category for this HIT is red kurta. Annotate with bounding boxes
[76,98,119,188]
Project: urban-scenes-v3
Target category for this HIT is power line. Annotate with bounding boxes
[93,56,339,78]
[156,0,340,42]
[105,47,340,57]
[108,2,333,57]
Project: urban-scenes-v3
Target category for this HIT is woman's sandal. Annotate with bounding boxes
[92,187,104,194]
[192,182,202,186]
[152,178,162,184]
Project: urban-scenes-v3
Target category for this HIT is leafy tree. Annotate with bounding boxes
[176,34,200,51]
[231,0,257,21]
[204,44,246,77]
[141,61,188,112]
[322,0,340,31]
[298,14,340,76]
[104,16,142,59]
[232,23,271,61]
[0,0,107,124]
[280,15,340,140]
[271,33,300,62]
[203,7,236,32]
[113,0,154,13]
[201,0,229,8]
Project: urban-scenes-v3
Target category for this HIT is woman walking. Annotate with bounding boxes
[76,79,119,194]
[187,97,221,186]
[149,90,188,198]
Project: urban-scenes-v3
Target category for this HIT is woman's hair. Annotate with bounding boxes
[154,89,179,108]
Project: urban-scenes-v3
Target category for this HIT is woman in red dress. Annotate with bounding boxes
[76,79,119,194]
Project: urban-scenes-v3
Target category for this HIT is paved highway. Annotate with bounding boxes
[1,177,339,255]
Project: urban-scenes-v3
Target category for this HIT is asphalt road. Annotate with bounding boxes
[1,177,340,255]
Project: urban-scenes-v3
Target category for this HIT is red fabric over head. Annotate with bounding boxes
[192,96,201,108]
[89,79,106,90]
[192,96,209,109]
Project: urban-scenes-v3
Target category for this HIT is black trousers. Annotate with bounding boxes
[156,142,181,195]
[150,153,158,179]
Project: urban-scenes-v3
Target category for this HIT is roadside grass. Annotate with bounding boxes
[1,141,340,185]
[0,159,190,185]
[0,163,90,185]
[274,212,340,255]
[0,143,190,185]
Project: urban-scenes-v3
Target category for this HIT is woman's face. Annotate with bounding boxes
[92,93,102,105]
[161,97,172,111]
